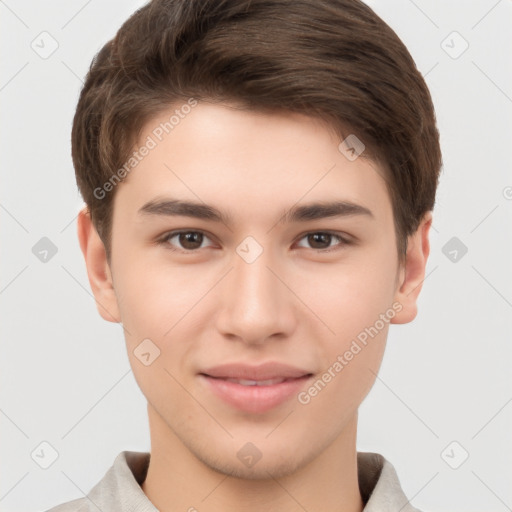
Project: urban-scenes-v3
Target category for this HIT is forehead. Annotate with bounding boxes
[112,101,392,227]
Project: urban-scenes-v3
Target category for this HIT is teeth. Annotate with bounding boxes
[225,378,286,386]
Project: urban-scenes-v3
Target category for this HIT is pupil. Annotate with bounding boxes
[181,232,202,249]
[309,233,330,249]
[176,233,332,250]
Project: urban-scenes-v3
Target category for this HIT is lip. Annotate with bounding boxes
[200,362,312,381]
[198,362,313,414]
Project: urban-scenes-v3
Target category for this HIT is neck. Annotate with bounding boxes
[141,404,364,512]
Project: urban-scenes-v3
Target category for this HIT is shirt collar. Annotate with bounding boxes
[83,450,421,512]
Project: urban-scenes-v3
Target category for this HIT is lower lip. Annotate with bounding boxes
[199,374,313,414]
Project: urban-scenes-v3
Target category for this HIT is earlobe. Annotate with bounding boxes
[77,206,121,323]
[390,211,433,325]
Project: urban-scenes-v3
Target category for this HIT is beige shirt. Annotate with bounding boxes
[45,451,422,511]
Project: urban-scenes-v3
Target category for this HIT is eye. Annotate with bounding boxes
[159,230,215,252]
[295,231,351,252]
[158,230,352,253]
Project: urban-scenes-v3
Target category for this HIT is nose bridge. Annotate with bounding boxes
[216,238,294,343]
[237,244,275,301]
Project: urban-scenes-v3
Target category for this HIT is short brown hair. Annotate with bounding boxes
[72,0,442,265]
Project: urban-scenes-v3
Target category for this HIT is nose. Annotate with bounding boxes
[215,245,297,346]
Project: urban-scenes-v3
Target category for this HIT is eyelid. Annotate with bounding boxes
[295,229,353,242]
[158,229,353,253]
[294,230,353,252]
[158,229,217,251]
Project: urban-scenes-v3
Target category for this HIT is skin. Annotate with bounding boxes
[78,100,432,512]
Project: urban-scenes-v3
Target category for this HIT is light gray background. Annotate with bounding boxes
[1,1,511,511]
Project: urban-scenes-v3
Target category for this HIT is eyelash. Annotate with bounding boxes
[157,230,352,254]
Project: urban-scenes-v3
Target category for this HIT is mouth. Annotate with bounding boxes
[201,375,311,386]
[198,372,314,414]
[199,361,313,381]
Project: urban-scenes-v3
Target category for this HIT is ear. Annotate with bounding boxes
[77,206,121,323]
[390,211,433,324]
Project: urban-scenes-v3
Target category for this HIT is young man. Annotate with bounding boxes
[48,0,442,510]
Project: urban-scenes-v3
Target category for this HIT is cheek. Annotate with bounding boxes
[297,256,397,336]
[300,300,390,419]
[113,256,202,337]
[113,265,197,407]
[295,327,387,440]
[112,261,205,387]
[322,339,386,411]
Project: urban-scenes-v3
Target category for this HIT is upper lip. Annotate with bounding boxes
[200,362,312,381]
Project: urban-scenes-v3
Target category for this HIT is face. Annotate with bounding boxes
[83,100,428,480]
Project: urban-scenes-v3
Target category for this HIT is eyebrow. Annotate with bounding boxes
[138,198,374,225]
